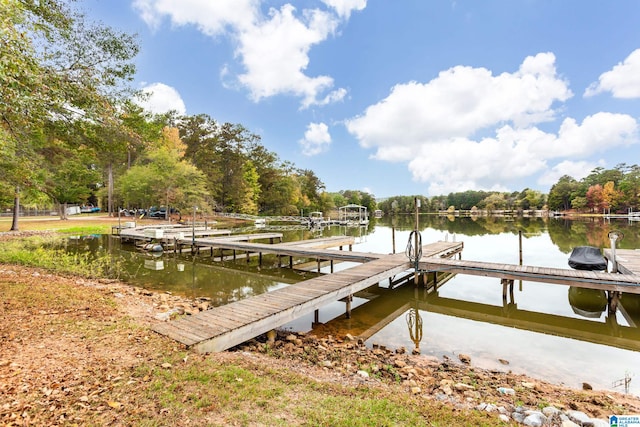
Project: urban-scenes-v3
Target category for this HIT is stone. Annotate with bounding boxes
[512,412,525,423]
[561,421,579,427]
[458,353,471,364]
[356,370,369,379]
[523,412,546,427]
[582,382,593,390]
[566,410,591,426]
[410,386,421,395]
[498,358,510,365]
[542,406,560,417]
[441,385,453,395]
[483,403,497,413]
[498,414,510,423]
[394,359,407,368]
[454,383,474,391]
[590,420,610,427]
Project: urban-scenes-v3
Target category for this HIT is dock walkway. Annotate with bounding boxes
[419,257,640,293]
[152,241,463,353]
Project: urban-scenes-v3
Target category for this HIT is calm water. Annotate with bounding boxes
[69,215,640,395]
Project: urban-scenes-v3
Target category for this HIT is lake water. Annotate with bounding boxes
[70,215,640,395]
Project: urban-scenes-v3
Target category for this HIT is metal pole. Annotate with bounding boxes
[414,197,420,285]
[609,232,618,273]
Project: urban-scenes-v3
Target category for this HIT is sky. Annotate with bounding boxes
[83,0,640,198]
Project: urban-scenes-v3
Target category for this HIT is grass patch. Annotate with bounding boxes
[56,225,113,235]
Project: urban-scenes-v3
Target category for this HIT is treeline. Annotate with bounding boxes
[378,188,546,214]
[547,165,640,213]
[378,165,640,215]
[1,1,377,227]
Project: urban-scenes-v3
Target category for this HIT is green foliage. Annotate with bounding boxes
[1,0,139,227]
[117,139,209,213]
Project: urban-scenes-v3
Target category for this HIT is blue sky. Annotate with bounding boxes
[84,0,640,198]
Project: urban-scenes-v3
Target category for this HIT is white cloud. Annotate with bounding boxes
[299,122,332,156]
[585,49,640,98]
[321,0,367,19]
[346,52,572,158]
[132,0,258,34]
[136,82,187,115]
[345,53,639,195]
[237,5,343,108]
[133,0,351,107]
[537,160,602,187]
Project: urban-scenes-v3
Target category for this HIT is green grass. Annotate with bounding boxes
[56,224,113,234]
[132,355,503,427]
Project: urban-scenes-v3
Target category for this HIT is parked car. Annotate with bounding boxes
[80,205,101,213]
[148,209,167,218]
[147,206,179,219]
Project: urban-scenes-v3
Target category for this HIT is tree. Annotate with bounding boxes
[482,193,507,213]
[1,0,138,229]
[602,181,621,213]
[42,140,101,220]
[239,161,260,215]
[524,189,545,210]
[117,143,209,215]
[547,175,578,211]
[586,184,605,213]
[618,165,640,211]
[571,196,587,212]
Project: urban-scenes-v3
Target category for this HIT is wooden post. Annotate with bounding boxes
[345,295,352,319]
[392,226,396,254]
[519,230,523,265]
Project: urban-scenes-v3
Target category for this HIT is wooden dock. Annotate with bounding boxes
[152,241,464,353]
[419,257,640,294]
[604,248,640,276]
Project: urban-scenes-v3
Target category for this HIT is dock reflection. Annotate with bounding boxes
[310,274,640,353]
